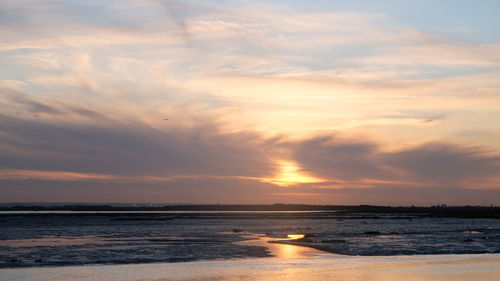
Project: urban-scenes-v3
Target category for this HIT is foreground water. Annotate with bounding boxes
[0,211,499,268]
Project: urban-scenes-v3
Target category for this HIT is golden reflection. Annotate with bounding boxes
[264,160,324,186]
[287,234,305,240]
[276,243,301,259]
[234,233,325,259]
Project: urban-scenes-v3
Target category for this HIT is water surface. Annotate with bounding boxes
[1,211,499,268]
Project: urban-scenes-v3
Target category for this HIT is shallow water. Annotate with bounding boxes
[234,233,331,258]
[1,211,499,268]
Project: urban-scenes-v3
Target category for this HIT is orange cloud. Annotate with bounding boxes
[0,169,172,183]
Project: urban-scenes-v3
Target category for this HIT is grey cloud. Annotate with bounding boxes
[293,136,500,185]
[1,90,105,119]
[0,177,279,204]
[384,143,500,183]
[159,0,192,43]
[2,178,500,205]
[293,136,388,180]
[0,109,274,178]
[421,119,435,123]
[300,185,500,206]
[1,90,61,114]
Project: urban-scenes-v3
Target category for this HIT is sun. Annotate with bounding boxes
[264,160,324,187]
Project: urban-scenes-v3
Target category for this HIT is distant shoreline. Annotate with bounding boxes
[1,204,499,218]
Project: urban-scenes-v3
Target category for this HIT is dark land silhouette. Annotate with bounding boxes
[1,204,499,218]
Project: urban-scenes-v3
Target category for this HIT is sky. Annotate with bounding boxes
[1,0,500,205]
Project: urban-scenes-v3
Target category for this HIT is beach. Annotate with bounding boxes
[1,253,499,281]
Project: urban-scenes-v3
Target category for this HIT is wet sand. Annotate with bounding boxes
[1,234,499,281]
[1,254,498,281]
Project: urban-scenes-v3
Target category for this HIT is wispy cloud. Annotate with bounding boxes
[1,0,499,204]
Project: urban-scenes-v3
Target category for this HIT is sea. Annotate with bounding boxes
[1,211,499,268]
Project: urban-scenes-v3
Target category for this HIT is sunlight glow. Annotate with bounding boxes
[264,161,325,186]
[287,234,305,240]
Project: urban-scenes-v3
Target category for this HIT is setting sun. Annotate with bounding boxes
[264,161,324,187]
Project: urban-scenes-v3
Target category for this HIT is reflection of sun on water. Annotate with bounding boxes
[275,234,313,258]
[234,233,326,259]
[278,243,301,259]
[264,161,324,186]
[287,234,305,240]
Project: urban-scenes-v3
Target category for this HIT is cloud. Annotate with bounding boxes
[0,115,273,177]
[0,177,281,204]
[384,142,500,183]
[0,89,61,114]
[0,91,274,179]
[2,176,500,205]
[1,93,499,204]
[292,135,500,187]
[0,1,499,204]
[293,136,386,180]
[1,90,499,204]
